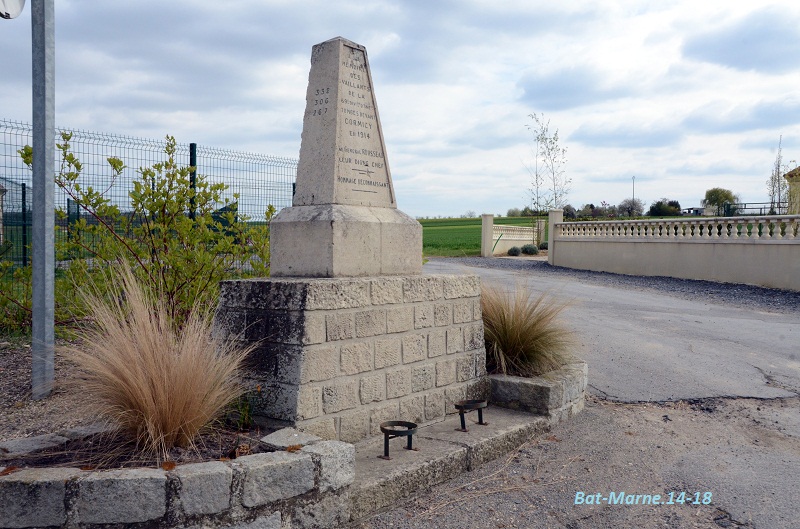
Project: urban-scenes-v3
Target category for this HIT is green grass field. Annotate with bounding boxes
[420,216,542,257]
[0,216,540,262]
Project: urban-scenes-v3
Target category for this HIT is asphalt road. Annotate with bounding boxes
[353,259,800,529]
[424,258,800,402]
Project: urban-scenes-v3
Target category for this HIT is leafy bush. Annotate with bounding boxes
[647,198,682,217]
[538,241,548,250]
[481,284,573,377]
[507,246,521,256]
[64,265,252,461]
[0,265,32,332]
[702,187,739,216]
[521,244,539,255]
[13,133,275,331]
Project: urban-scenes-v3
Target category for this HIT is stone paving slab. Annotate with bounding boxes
[0,433,69,457]
[416,406,549,470]
[351,434,468,521]
[350,407,550,522]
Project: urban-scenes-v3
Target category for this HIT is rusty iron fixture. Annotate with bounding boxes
[454,399,488,432]
[378,421,418,460]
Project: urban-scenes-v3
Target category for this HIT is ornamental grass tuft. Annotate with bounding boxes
[481,284,574,377]
[64,266,251,462]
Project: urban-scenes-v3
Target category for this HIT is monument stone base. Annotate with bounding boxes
[215,274,489,442]
[270,205,423,277]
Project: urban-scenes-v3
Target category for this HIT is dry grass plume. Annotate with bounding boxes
[63,266,251,462]
[481,284,574,377]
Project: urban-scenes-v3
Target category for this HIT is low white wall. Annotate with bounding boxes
[549,213,800,291]
[492,236,535,256]
[481,216,544,256]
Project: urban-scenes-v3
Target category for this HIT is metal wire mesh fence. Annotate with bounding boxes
[0,118,297,269]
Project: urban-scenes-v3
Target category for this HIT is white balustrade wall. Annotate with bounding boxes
[481,216,546,256]
[548,212,800,291]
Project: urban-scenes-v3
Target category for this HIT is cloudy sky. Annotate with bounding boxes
[3,0,800,218]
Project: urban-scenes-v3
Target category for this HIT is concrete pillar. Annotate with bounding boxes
[536,218,546,245]
[480,214,494,257]
[548,209,563,266]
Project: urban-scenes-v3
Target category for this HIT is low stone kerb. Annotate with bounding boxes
[238,451,315,508]
[302,441,356,492]
[175,461,232,516]
[76,468,167,525]
[0,467,77,528]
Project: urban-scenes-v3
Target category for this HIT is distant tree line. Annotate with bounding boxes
[505,186,750,219]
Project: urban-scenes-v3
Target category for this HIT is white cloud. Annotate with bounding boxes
[682,6,800,74]
[3,0,800,217]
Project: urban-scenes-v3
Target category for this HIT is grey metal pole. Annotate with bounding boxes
[189,143,197,220]
[21,182,28,266]
[31,0,55,399]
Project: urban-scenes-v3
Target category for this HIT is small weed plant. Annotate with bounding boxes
[481,284,573,377]
[64,266,252,462]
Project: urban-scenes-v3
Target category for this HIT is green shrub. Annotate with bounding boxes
[481,284,573,377]
[64,265,253,462]
[538,241,548,250]
[521,244,539,255]
[507,246,521,256]
[14,133,275,331]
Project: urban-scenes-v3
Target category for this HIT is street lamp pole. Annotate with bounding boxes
[4,0,56,399]
[31,0,56,399]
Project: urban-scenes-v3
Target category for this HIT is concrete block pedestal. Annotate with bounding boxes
[270,204,422,277]
[216,274,489,443]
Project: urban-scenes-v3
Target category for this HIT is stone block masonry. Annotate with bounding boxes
[216,274,488,442]
[0,435,353,529]
[489,361,588,424]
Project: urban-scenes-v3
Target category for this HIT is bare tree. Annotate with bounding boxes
[526,113,570,211]
[617,198,645,217]
[525,117,548,214]
[767,136,789,214]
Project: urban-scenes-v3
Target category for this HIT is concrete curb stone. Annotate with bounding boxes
[174,461,233,516]
[302,441,355,492]
[236,451,315,508]
[0,467,78,528]
[75,468,167,525]
[488,361,588,420]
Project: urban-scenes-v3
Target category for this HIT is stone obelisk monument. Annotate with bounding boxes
[216,38,487,442]
[270,37,422,277]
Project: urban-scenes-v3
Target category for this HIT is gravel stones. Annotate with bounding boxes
[445,257,800,314]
